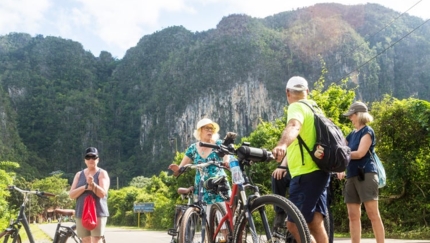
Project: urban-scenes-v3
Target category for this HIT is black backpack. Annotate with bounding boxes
[296,101,351,172]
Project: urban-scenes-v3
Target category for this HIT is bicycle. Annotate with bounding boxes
[52,209,81,243]
[0,185,105,243]
[52,208,106,243]
[200,139,312,243]
[167,186,194,243]
[173,159,230,243]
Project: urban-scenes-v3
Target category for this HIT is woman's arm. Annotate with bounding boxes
[69,171,87,199]
[92,170,110,198]
[168,156,193,176]
[350,133,372,159]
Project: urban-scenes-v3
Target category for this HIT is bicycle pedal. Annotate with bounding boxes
[167,228,178,236]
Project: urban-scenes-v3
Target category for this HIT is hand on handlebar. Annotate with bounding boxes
[168,164,181,177]
[272,145,286,162]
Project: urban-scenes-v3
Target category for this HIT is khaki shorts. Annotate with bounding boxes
[76,217,107,238]
[344,173,379,204]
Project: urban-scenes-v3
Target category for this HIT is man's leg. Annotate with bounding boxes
[288,170,330,243]
[271,171,290,227]
[271,172,290,209]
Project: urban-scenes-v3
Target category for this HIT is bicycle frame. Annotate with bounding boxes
[0,186,80,243]
[53,209,80,243]
[177,160,225,243]
[168,187,193,243]
[7,194,37,242]
[210,165,264,243]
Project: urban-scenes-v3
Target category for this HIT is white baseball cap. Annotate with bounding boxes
[286,76,309,91]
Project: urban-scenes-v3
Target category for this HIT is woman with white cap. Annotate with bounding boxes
[168,118,230,204]
[343,102,385,243]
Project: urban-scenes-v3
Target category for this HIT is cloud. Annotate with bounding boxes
[72,0,194,50]
[0,0,51,34]
[1,0,428,59]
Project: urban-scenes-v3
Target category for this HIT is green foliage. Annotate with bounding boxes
[0,169,14,227]
[129,176,151,188]
[107,170,183,229]
[0,160,20,170]
[1,3,430,237]
[31,175,74,215]
[1,3,430,183]
[108,186,141,225]
[371,96,430,231]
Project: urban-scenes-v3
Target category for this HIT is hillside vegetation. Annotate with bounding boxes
[0,3,429,183]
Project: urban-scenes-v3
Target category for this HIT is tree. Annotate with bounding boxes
[0,168,14,228]
[29,175,72,221]
[129,176,151,188]
[371,96,430,231]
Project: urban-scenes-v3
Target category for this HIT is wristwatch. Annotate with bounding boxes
[85,183,88,190]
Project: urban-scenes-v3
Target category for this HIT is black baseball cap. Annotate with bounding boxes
[85,147,99,157]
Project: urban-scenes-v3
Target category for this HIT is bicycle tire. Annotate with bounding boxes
[179,207,209,243]
[324,208,331,243]
[0,231,8,240]
[208,203,232,243]
[233,194,311,243]
[3,233,21,243]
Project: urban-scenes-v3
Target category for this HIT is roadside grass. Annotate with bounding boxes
[19,224,52,243]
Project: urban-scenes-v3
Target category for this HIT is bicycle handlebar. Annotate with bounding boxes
[7,185,56,198]
[178,159,225,176]
[199,141,275,163]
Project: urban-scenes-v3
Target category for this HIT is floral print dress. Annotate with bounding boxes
[185,139,231,204]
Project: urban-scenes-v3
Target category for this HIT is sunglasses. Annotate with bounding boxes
[85,155,98,160]
[202,126,214,131]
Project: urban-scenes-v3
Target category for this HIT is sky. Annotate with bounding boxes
[0,0,428,59]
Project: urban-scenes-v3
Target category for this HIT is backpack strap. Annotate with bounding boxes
[297,136,312,166]
[296,100,318,166]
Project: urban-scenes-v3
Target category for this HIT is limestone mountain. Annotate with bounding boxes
[0,3,429,184]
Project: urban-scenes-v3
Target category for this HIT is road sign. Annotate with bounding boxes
[133,202,154,213]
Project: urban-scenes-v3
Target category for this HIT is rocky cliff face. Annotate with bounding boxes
[139,77,285,160]
[1,3,430,181]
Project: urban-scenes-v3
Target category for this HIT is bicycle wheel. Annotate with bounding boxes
[179,207,209,243]
[233,194,311,243]
[324,208,331,243]
[208,203,232,243]
[3,232,22,243]
[0,231,8,240]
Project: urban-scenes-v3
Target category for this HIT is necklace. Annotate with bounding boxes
[199,142,210,156]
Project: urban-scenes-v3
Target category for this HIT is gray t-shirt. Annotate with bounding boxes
[75,169,109,218]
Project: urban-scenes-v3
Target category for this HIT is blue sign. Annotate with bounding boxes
[133,202,154,213]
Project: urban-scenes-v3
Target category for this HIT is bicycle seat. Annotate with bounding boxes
[177,186,194,195]
[55,209,75,216]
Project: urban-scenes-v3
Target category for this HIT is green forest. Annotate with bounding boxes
[1,2,430,237]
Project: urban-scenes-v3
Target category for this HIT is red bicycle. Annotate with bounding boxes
[200,139,311,243]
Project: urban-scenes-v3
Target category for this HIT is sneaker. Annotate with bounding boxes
[273,212,287,229]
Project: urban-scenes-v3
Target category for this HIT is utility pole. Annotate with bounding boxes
[169,138,178,153]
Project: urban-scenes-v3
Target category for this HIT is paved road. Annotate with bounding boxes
[38,223,430,243]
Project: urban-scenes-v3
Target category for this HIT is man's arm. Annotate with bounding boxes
[273,119,302,161]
